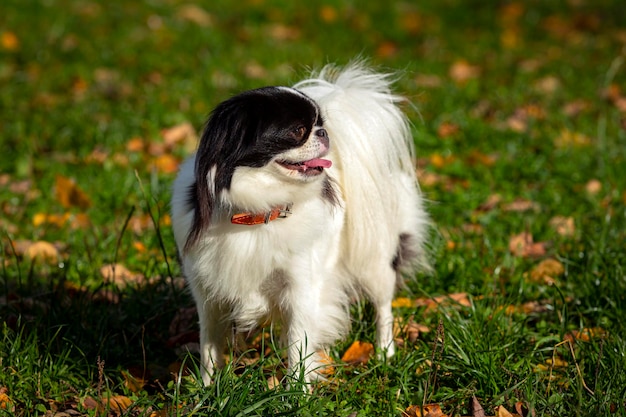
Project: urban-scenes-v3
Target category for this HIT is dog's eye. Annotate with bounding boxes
[292,126,307,140]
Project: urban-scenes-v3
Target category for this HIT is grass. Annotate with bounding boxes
[1,0,626,415]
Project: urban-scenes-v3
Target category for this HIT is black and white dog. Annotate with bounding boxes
[171,63,429,385]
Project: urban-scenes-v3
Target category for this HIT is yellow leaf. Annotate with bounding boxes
[392,297,414,308]
[585,179,602,195]
[554,129,591,148]
[55,175,92,210]
[495,405,515,417]
[341,341,374,365]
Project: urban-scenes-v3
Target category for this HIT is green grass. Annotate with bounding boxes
[2,0,626,415]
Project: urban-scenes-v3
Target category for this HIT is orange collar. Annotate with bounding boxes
[230,204,293,225]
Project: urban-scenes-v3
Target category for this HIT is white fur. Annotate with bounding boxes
[171,63,429,386]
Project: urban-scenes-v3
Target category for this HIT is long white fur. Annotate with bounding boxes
[171,63,429,386]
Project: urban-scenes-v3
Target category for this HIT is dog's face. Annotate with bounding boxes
[185,87,333,250]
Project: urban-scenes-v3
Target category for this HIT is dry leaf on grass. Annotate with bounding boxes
[341,341,374,365]
[449,60,480,84]
[565,327,608,343]
[404,403,447,417]
[100,263,144,288]
[55,175,92,210]
[549,216,575,237]
[24,241,60,264]
[527,258,564,285]
[509,233,546,258]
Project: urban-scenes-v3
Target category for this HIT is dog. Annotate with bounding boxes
[171,63,429,386]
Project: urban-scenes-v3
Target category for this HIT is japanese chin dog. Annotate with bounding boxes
[171,63,429,386]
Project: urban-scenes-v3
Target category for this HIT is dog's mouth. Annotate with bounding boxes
[276,157,332,176]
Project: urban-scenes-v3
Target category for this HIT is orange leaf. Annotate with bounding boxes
[55,175,92,210]
[106,395,132,413]
[437,122,460,138]
[1,32,19,51]
[502,199,540,213]
[152,154,179,174]
[0,388,14,412]
[341,341,374,365]
[566,327,608,343]
[404,403,446,417]
[126,137,145,152]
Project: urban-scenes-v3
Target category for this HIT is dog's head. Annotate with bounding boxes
[185,87,333,250]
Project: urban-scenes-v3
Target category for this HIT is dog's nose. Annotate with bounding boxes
[316,128,329,149]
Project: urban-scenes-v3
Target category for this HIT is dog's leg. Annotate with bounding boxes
[197,301,231,385]
[361,267,397,359]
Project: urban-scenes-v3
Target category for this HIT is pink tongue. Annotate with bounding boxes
[303,158,332,169]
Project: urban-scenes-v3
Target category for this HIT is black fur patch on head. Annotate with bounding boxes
[185,87,322,251]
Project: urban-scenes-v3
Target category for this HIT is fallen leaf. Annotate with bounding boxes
[400,11,422,35]
[376,41,398,58]
[437,122,460,138]
[565,327,608,343]
[122,370,146,393]
[316,350,335,376]
[0,387,14,412]
[471,395,486,417]
[55,175,92,210]
[176,4,213,27]
[415,292,471,312]
[1,31,19,51]
[319,5,338,23]
[509,233,546,258]
[477,194,502,212]
[404,403,446,417]
[495,405,515,417]
[528,258,564,285]
[106,395,133,413]
[25,241,60,263]
[502,199,540,213]
[554,129,591,148]
[392,297,414,308]
[126,137,145,152]
[449,60,480,84]
[152,154,179,174]
[585,179,602,195]
[414,74,442,88]
[533,76,560,95]
[562,99,590,117]
[341,341,374,365]
[100,263,144,288]
[549,216,575,237]
[161,122,198,152]
[429,153,456,169]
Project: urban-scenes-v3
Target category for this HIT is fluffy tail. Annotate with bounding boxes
[294,63,430,275]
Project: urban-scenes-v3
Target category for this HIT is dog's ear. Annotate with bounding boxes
[184,97,260,252]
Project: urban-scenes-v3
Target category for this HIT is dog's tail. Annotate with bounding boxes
[294,63,430,276]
